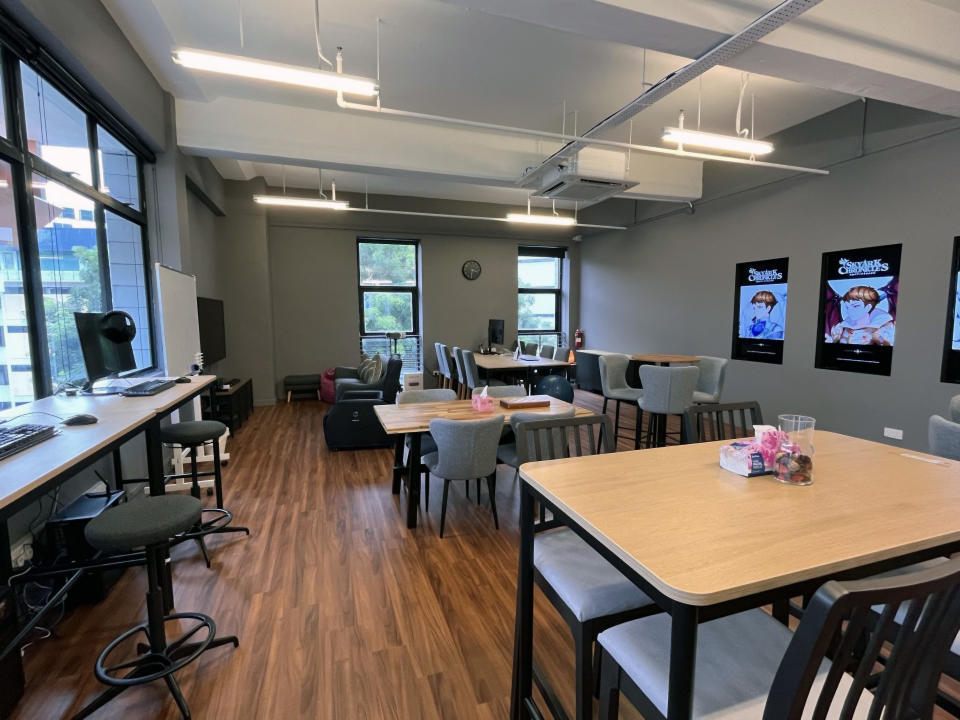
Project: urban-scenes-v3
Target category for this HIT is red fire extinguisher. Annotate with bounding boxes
[574,328,584,349]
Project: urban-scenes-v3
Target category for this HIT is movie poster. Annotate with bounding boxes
[940,237,960,383]
[731,257,788,364]
[815,244,902,376]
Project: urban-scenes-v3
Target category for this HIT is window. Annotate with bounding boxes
[97,126,140,210]
[105,211,150,368]
[357,239,421,374]
[33,174,102,385]
[518,247,564,349]
[20,63,93,185]
[0,161,32,407]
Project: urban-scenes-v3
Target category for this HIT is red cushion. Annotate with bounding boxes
[320,368,336,404]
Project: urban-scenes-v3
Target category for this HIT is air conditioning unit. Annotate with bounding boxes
[528,148,704,208]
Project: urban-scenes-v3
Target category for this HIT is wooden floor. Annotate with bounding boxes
[9,392,958,719]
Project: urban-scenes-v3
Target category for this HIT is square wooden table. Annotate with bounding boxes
[374,397,592,528]
[510,431,960,719]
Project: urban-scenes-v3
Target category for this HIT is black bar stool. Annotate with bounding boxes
[161,420,249,566]
[73,495,238,720]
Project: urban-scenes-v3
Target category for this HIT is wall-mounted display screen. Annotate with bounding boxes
[815,243,901,376]
[731,257,788,364]
[940,237,960,383]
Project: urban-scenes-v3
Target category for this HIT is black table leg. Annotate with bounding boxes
[144,417,174,611]
[668,603,698,720]
[392,436,404,495]
[509,482,535,719]
[406,433,421,529]
[0,519,12,585]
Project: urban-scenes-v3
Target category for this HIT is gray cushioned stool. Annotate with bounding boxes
[73,496,238,720]
[161,420,249,567]
[283,373,322,402]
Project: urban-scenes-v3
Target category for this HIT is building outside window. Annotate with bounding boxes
[0,45,153,402]
[518,246,565,351]
[357,239,421,376]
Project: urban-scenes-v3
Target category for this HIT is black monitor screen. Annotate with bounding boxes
[488,318,504,346]
[197,297,226,365]
[75,312,136,383]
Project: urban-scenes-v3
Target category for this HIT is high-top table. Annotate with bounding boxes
[510,431,960,719]
[473,353,571,391]
[374,397,592,528]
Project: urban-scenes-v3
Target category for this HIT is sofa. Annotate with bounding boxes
[323,356,403,450]
[333,356,402,403]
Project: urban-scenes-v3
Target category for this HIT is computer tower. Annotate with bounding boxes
[37,490,125,607]
[0,585,25,718]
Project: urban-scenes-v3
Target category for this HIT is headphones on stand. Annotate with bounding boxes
[99,310,137,343]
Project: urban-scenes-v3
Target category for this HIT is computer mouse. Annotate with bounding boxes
[175,376,192,384]
[63,413,98,426]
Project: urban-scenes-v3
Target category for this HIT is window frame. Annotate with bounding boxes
[0,15,155,399]
[356,237,422,371]
[517,246,565,343]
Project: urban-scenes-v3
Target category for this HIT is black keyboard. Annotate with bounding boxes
[0,423,56,461]
[121,379,176,397]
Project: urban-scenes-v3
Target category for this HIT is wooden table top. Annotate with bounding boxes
[630,354,701,364]
[0,376,216,511]
[520,431,960,606]
[375,397,592,435]
[473,354,571,371]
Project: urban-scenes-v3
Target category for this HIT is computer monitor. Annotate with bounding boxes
[488,319,504,348]
[75,312,136,386]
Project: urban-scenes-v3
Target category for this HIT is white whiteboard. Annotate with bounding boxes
[155,263,200,376]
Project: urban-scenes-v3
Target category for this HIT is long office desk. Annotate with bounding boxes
[473,353,571,390]
[510,431,960,719]
[0,376,218,606]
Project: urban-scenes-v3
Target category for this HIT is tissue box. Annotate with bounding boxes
[471,393,496,412]
[719,441,769,477]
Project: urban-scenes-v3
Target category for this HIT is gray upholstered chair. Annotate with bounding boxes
[691,355,728,404]
[951,395,960,423]
[434,343,451,389]
[480,384,527,399]
[497,409,576,481]
[397,388,457,510]
[423,415,504,537]
[461,349,505,391]
[539,344,555,359]
[513,413,660,720]
[553,346,570,361]
[596,558,960,720]
[637,365,699,448]
[930,415,960,461]
[451,347,468,398]
[598,354,643,448]
[521,340,538,355]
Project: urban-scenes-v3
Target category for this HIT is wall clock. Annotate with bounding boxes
[462,259,482,281]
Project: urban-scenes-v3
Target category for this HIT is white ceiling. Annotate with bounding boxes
[101,0,959,206]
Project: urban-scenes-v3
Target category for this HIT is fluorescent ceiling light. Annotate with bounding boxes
[173,48,379,97]
[253,195,349,210]
[506,213,576,227]
[662,127,773,156]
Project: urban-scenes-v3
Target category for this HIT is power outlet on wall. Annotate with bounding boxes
[10,534,33,569]
[883,427,904,441]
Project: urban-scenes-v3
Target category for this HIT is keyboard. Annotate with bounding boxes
[0,423,57,461]
[120,379,176,397]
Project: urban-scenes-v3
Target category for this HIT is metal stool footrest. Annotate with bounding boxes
[94,612,218,686]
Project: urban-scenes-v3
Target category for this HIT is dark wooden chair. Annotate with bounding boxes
[514,413,663,720]
[597,556,960,719]
[683,400,764,443]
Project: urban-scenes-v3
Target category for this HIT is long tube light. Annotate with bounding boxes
[253,195,349,210]
[506,213,576,227]
[661,127,773,156]
[172,48,379,97]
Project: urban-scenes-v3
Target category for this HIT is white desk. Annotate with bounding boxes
[0,376,217,583]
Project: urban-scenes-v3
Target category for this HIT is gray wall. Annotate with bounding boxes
[188,189,221,299]
[580,101,960,451]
